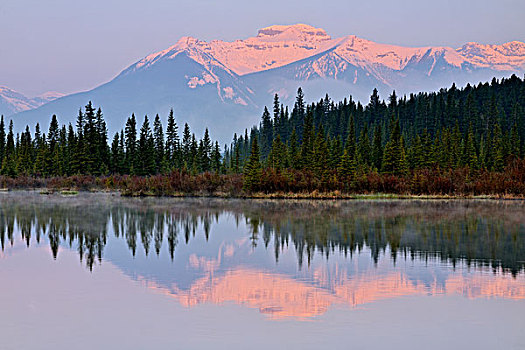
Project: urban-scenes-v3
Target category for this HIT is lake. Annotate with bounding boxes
[0,192,524,349]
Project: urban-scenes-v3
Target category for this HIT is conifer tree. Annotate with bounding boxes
[47,115,60,174]
[137,116,156,175]
[329,136,343,169]
[382,118,407,175]
[95,108,109,174]
[372,124,383,171]
[357,125,371,166]
[300,110,315,169]
[312,125,329,182]
[510,123,521,157]
[345,115,357,161]
[267,134,287,170]
[33,133,49,177]
[0,116,5,167]
[292,87,306,138]
[260,107,273,158]
[124,114,138,174]
[153,114,165,172]
[492,123,505,171]
[211,141,221,173]
[200,128,212,172]
[189,134,198,173]
[111,132,123,174]
[67,124,76,176]
[465,127,478,169]
[243,137,262,192]
[17,126,33,175]
[338,149,355,188]
[165,109,179,168]
[288,128,300,169]
[182,123,192,169]
[1,121,16,176]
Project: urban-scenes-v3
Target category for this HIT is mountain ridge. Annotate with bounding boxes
[126,24,525,78]
[11,24,525,142]
[0,87,64,117]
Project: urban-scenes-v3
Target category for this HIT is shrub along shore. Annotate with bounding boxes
[1,159,524,199]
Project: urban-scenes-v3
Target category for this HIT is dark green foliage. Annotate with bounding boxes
[136,116,156,176]
[2,75,525,196]
[382,119,408,176]
[153,114,165,172]
[243,138,262,191]
[124,114,138,174]
[165,109,180,169]
[1,121,16,176]
[267,134,287,170]
[0,116,5,166]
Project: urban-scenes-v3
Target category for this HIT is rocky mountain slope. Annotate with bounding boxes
[12,24,525,141]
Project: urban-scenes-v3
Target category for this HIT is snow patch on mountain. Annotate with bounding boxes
[0,87,64,116]
[11,24,525,143]
[458,41,525,70]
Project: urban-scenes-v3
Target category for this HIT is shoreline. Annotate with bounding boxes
[1,187,524,200]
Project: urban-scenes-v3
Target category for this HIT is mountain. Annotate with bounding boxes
[0,87,63,117]
[12,24,525,141]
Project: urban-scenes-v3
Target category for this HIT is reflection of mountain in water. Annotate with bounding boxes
[1,192,524,319]
[140,266,525,319]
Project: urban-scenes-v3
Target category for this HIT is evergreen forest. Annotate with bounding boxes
[1,74,525,196]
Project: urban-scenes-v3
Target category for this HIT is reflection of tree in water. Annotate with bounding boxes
[0,193,524,275]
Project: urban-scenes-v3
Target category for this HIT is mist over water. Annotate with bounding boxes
[0,192,524,349]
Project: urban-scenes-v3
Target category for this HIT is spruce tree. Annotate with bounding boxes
[382,118,407,175]
[17,126,33,175]
[344,115,356,161]
[1,121,16,176]
[312,126,329,183]
[124,114,137,174]
[372,124,383,171]
[95,108,109,174]
[243,138,262,192]
[200,128,212,172]
[357,125,371,166]
[267,134,287,170]
[300,110,315,169]
[153,114,165,172]
[492,123,505,171]
[189,134,198,173]
[260,107,273,158]
[137,116,156,175]
[338,149,356,189]
[211,141,221,173]
[110,133,122,174]
[0,116,5,169]
[288,128,300,169]
[182,123,192,169]
[165,109,179,169]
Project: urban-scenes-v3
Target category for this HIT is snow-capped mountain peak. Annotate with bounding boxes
[255,24,332,42]
[127,25,525,80]
[457,41,525,70]
[12,24,525,143]
[0,87,64,117]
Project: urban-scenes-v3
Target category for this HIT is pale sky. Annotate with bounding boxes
[1,0,524,97]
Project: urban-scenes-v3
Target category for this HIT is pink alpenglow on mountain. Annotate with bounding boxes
[0,87,64,116]
[12,24,525,142]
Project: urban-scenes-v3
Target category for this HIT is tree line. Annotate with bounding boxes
[231,75,525,191]
[0,74,524,195]
[0,103,221,177]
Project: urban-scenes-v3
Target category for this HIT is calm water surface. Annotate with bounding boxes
[0,192,524,349]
